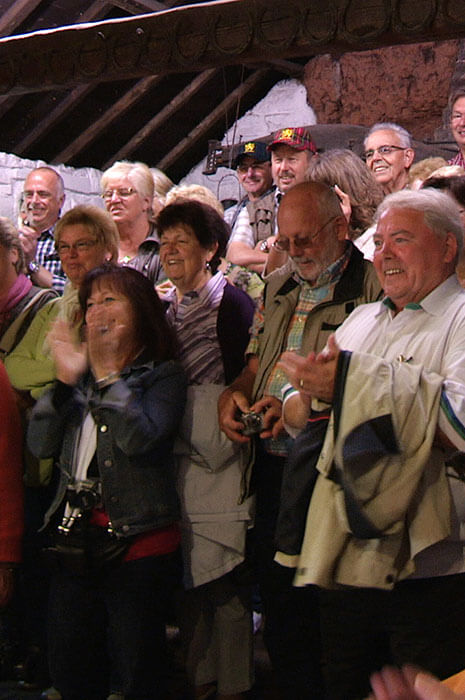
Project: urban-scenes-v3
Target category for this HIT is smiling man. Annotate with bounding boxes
[218,181,381,699]
[364,122,415,195]
[277,188,465,700]
[226,128,317,274]
[19,167,66,292]
[226,140,275,272]
[449,90,465,168]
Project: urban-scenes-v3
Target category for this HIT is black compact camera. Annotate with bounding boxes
[239,411,264,437]
[66,479,102,513]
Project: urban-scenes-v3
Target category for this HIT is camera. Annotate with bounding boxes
[239,411,264,437]
[66,480,102,512]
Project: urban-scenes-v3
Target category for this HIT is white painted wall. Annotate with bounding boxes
[182,79,316,204]
[0,153,104,225]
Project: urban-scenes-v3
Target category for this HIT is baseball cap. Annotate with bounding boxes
[268,127,317,154]
[233,141,271,168]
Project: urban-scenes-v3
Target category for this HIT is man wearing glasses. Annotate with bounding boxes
[19,167,66,293]
[363,122,415,195]
[449,91,465,168]
[226,128,317,274]
[219,181,381,699]
[226,140,275,272]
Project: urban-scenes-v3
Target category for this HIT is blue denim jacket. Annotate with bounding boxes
[28,358,187,538]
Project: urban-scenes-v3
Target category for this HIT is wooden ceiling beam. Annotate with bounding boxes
[1,0,465,95]
[79,1,114,23]
[157,68,268,171]
[13,84,95,156]
[0,0,43,38]
[104,67,217,167]
[51,74,162,164]
[111,0,170,13]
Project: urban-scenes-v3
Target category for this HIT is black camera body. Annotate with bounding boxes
[239,411,264,437]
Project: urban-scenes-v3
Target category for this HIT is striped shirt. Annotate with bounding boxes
[165,272,226,385]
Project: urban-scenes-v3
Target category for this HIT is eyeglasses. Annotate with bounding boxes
[237,162,268,173]
[273,217,337,252]
[363,145,408,162]
[57,240,98,255]
[101,187,136,200]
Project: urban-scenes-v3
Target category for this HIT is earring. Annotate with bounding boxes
[205,261,211,271]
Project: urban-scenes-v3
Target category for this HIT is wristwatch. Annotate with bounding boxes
[259,240,269,253]
[28,261,40,275]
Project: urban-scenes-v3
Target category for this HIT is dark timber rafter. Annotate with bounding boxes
[0,0,464,96]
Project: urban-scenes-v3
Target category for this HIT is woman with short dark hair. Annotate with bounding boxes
[158,200,255,700]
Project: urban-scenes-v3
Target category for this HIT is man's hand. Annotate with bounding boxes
[218,388,252,443]
[277,334,340,404]
[18,225,39,266]
[250,395,285,440]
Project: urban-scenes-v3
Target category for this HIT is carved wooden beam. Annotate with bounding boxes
[1,0,465,96]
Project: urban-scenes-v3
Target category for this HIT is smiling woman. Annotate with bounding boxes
[157,200,256,699]
[5,205,119,401]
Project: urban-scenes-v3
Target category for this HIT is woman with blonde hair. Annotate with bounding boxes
[101,160,164,282]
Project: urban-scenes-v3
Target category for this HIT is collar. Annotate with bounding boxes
[380,275,462,317]
[292,240,352,290]
[165,271,226,308]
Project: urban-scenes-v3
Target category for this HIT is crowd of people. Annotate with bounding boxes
[2,88,465,700]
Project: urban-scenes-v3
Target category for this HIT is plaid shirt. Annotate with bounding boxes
[35,229,66,294]
[247,244,351,455]
[449,151,465,167]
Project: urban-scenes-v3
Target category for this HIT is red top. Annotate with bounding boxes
[0,363,24,563]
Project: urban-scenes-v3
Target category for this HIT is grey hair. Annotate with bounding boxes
[375,188,464,259]
[0,217,25,273]
[364,122,412,149]
[101,161,154,203]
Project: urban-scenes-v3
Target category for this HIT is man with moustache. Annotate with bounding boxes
[277,188,465,700]
[226,140,275,272]
[364,122,415,195]
[226,128,317,275]
[19,167,66,293]
[219,181,381,699]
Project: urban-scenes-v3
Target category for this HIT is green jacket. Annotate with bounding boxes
[252,243,382,402]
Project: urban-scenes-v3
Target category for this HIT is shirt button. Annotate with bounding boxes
[104,459,112,467]
[110,496,118,503]
[100,425,108,433]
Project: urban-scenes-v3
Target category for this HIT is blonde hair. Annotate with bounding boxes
[101,161,154,204]
[54,205,120,262]
[165,184,224,216]
[408,157,448,186]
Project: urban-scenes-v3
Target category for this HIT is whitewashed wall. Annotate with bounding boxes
[0,153,104,225]
[0,78,314,223]
[182,79,316,204]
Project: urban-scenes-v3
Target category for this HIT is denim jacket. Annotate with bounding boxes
[28,357,187,538]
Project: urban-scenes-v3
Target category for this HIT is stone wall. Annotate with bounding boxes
[303,40,459,141]
[0,152,103,224]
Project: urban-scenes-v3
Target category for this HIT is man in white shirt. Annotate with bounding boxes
[278,188,465,700]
